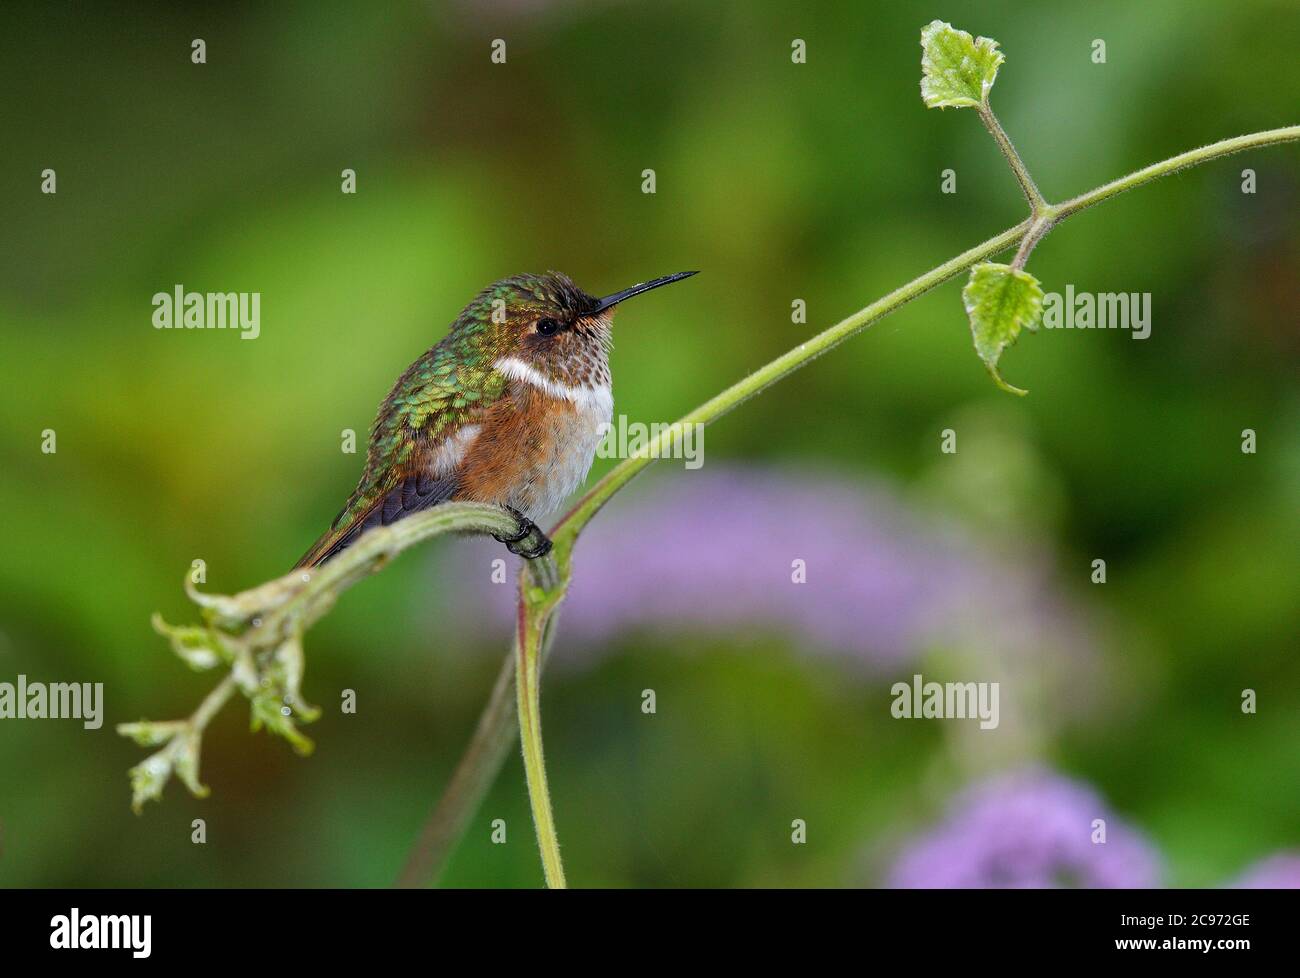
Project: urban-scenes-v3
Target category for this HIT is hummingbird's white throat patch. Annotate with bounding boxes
[492,356,613,415]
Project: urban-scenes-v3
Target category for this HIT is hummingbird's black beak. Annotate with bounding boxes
[588,270,698,315]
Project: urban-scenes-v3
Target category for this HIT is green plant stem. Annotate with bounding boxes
[553,221,1030,549]
[1011,214,1055,270]
[393,648,516,887]
[394,556,560,888]
[562,126,1299,543]
[403,123,1299,886]
[192,674,239,730]
[515,584,567,888]
[123,502,524,812]
[182,501,521,639]
[978,104,1046,213]
[1054,126,1300,219]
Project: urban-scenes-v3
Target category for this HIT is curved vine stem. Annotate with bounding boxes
[393,553,563,888]
[399,123,1299,887]
[515,581,567,887]
[558,126,1298,544]
[119,502,527,814]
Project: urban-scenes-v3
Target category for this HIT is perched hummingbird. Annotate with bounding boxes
[295,270,697,568]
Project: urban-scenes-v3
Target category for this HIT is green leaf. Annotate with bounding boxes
[151,614,222,671]
[121,724,211,810]
[127,749,174,814]
[184,569,305,632]
[117,719,185,747]
[173,730,211,800]
[250,693,315,756]
[272,631,320,723]
[961,262,1043,396]
[920,20,1004,109]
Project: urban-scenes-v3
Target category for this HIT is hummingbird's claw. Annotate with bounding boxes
[493,508,553,559]
[492,516,532,545]
[509,534,553,560]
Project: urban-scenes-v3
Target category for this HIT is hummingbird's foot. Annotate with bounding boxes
[492,507,532,544]
[510,532,553,560]
[493,508,554,560]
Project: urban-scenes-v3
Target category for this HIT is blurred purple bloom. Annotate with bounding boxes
[434,466,1095,680]
[886,768,1162,888]
[1228,852,1300,888]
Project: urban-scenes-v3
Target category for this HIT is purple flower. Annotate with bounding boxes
[1227,852,1300,888]
[885,768,1162,888]
[433,466,1096,685]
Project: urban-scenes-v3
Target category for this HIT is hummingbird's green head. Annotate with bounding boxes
[456,270,697,388]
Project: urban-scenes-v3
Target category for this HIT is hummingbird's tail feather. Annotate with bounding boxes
[294,473,459,569]
[293,517,369,570]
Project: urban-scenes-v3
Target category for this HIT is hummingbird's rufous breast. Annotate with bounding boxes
[453,353,613,521]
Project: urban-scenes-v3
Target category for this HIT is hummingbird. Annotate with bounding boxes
[295,270,697,568]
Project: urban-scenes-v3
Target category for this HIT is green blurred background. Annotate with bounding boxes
[1,0,1296,887]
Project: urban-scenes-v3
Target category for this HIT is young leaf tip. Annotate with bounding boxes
[962,262,1043,396]
[920,20,1005,109]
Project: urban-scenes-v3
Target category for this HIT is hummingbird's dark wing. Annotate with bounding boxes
[293,470,457,568]
[294,346,511,569]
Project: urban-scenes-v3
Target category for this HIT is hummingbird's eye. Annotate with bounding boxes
[535,317,563,336]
